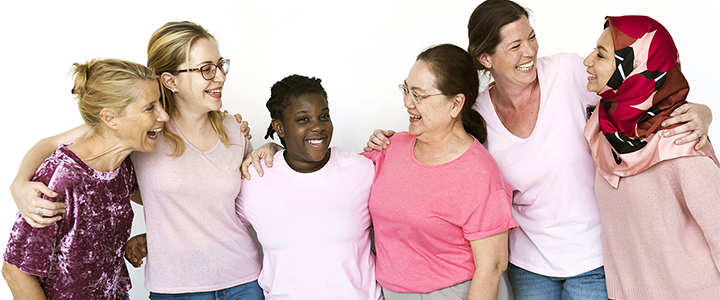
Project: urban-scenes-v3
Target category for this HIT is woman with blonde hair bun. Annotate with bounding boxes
[2,58,169,300]
[9,21,263,300]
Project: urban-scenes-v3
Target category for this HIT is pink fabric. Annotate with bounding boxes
[237,147,382,300]
[587,16,718,185]
[4,145,135,300]
[475,53,604,277]
[130,116,261,293]
[363,132,516,293]
[595,156,720,299]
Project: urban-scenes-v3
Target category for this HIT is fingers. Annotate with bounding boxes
[366,129,393,151]
[668,103,691,117]
[263,152,274,168]
[251,152,265,178]
[234,113,243,123]
[240,120,252,140]
[240,158,252,180]
[125,234,148,268]
[22,214,61,229]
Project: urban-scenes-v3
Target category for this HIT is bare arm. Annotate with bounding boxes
[10,125,90,228]
[2,263,47,300]
[240,142,284,180]
[467,231,509,300]
[663,102,712,149]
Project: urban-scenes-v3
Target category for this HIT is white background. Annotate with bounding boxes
[0,1,717,299]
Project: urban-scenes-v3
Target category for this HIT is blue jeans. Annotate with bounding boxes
[149,280,264,300]
[507,263,608,300]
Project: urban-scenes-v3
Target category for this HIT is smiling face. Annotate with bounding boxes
[172,38,226,113]
[403,60,457,139]
[115,79,170,153]
[478,15,539,88]
[273,93,333,173]
[583,28,617,94]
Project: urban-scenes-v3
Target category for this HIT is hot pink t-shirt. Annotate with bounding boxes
[130,116,261,293]
[363,132,517,293]
[237,147,382,300]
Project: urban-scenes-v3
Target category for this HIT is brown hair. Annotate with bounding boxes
[467,0,529,73]
[71,59,156,130]
[417,44,487,143]
[147,21,229,156]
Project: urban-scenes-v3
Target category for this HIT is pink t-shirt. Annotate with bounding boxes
[237,147,382,300]
[474,53,603,277]
[363,132,517,293]
[130,116,261,293]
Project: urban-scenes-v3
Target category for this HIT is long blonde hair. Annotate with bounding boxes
[71,59,157,131]
[147,21,230,156]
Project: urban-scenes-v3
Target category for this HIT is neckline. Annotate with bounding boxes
[168,119,222,155]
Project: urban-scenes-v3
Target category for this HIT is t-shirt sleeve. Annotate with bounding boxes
[462,182,517,241]
[3,164,68,277]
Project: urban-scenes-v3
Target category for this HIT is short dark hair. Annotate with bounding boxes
[264,74,328,146]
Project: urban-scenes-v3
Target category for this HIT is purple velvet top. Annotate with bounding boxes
[4,145,136,299]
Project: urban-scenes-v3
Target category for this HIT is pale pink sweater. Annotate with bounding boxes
[595,156,720,299]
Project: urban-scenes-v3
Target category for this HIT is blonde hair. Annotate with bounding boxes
[147,21,230,156]
[71,59,157,130]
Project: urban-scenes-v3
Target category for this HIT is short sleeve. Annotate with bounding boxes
[462,184,517,241]
[559,53,601,110]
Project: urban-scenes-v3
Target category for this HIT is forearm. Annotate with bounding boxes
[2,263,47,300]
[467,265,504,300]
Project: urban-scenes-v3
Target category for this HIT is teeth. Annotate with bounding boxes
[148,128,162,138]
[409,113,421,120]
[307,139,323,145]
[516,61,534,71]
[206,89,222,94]
[590,73,598,78]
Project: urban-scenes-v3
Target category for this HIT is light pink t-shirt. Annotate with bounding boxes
[474,53,603,277]
[237,147,382,300]
[363,132,517,293]
[130,116,261,293]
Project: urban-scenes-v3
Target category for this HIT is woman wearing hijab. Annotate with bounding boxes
[584,15,720,299]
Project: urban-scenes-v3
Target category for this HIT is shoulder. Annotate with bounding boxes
[330,147,374,170]
[388,131,414,145]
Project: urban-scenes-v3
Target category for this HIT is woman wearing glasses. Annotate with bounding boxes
[245,44,517,299]
[8,22,263,299]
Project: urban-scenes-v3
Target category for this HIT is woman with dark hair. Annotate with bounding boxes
[246,44,517,299]
[364,44,516,299]
[366,0,712,299]
[237,74,382,299]
[584,15,720,298]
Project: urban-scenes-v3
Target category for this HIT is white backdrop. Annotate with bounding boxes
[1,1,717,299]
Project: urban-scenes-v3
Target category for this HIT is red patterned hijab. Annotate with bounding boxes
[584,15,717,187]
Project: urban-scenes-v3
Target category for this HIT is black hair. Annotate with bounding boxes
[417,44,487,143]
[265,74,328,146]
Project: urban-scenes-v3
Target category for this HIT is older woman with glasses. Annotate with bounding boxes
[8,22,263,300]
[244,44,517,300]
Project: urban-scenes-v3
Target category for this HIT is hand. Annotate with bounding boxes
[225,110,252,140]
[363,129,395,152]
[125,233,148,268]
[241,142,284,179]
[662,102,712,150]
[10,179,66,228]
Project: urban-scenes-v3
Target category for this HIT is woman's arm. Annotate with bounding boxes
[10,125,90,228]
[2,263,46,300]
[467,231,509,300]
[240,142,284,179]
[664,102,712,149]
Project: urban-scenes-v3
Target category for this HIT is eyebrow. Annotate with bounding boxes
[507,30,535,46]
[196,57,224,66]
[404,80,428,93]
[597,45,609,53]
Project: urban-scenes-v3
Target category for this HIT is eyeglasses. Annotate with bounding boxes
[399,84,446,104]
[176,59,230,80]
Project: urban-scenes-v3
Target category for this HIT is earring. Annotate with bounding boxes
[171,88,177,93]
